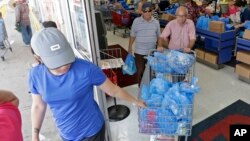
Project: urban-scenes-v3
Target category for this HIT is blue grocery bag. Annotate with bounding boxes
[244,21,250,30]
[122,54,137,75]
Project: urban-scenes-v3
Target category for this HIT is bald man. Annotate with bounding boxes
[0,90,23,141]
[158,6,196,52]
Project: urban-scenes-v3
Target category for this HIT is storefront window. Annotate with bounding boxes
[36,0,65,32]
[68,0,92,59]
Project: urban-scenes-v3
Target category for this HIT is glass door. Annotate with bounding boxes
[67,1,112,140]
[67,0,92,60]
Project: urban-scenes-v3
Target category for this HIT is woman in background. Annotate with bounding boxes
[234,0,250,30]
[138,0,147,14]
[184,0,206,23]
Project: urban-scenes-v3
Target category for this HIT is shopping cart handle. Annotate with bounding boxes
[147,49,158,56]
[146,49,196,56]
[174,49,196,57]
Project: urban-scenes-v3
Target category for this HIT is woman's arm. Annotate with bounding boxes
[31,94,47,141]
[98,79,146,108]
[234,22,245,28]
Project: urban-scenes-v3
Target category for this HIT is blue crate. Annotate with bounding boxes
[196,28,236,41]
[205,38,235,50]
[237,38,250,51]
[196,28,236,64]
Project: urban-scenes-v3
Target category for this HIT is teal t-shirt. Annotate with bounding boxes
[29,58,107,140]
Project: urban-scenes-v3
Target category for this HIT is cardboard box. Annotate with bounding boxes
[170,0,178,3]
[161,14,176,21]
[236,51,250,65]
[195,48,205,59]
[243,30,250,40]
[209,21,225,33]
[235,63,250,78]
[205,52,218,64]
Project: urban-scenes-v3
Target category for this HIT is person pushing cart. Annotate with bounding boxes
[138,49,199,141]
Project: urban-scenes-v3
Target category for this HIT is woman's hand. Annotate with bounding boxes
[234,24,241,29]
[134,99,147,108]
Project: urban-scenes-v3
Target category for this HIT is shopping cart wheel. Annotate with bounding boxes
[1,56,5,61]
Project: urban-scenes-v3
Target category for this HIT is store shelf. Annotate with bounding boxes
[235,38,250,83]
[236,38,250,51]
[196,28,235,42]
[196,28,236,64]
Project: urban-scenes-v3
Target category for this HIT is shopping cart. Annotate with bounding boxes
[138,49,196,141]
[97,5,113,30]
[100,48,131,121]
[111,10,131,38]
[0,39,13,61]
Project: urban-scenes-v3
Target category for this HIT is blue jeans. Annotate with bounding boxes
[21,24,32,45]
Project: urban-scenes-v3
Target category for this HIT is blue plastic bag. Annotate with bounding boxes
[140,84,151,100]
[196,16,204,29]
[211,15,219,21]
[202,16,211,30]
[197,16,210,30]
[157,109,178,134]
[219,17,229,24]
[226,24,234,31]
[180,77,200,94]
[244,21,250,30]
[167,50,195,74]
[122,54,137,75]
[149,78,171,95]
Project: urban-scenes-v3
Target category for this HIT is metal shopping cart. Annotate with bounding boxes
[111,10,131,38]
[97,5,113,30]
[0,39,13,61]
[138,49,196,141]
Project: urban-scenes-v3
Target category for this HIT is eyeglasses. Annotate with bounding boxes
[143,10,152,13]
[176,14,187,18]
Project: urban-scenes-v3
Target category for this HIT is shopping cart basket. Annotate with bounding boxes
[98,5,113,30]
[138,49,196,141]
[111,10,131,38]
[0,39,13,61]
